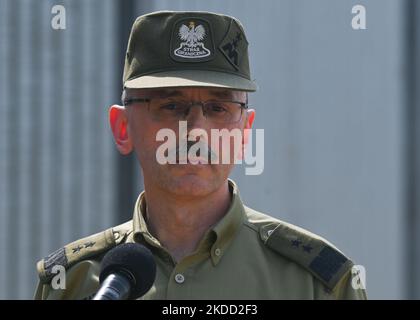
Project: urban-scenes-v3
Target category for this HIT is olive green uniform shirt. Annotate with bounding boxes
[34,180,367,300]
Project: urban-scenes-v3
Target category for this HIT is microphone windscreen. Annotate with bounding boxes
[99,243,157,299]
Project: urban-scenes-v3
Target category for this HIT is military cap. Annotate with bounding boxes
[123,11,258,91]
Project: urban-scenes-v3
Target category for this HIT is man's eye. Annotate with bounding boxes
[207,103,226,113]
[160,103,179,111]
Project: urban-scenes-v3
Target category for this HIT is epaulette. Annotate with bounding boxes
[259,221,354,291]
[36,220,133,284]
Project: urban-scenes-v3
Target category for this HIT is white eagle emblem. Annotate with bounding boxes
[179,23,206,47]
[174,21,211,59]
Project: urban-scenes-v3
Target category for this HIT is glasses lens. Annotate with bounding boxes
[204,101,243,124]
[150,101,188,121]
[150,100,245,123]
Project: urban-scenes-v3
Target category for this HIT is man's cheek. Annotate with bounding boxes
[132,135,157,162]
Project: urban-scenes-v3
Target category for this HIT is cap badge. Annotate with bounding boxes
[174,21,211,59]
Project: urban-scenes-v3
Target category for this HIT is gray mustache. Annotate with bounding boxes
[167,140,217,162]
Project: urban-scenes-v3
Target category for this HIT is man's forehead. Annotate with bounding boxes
[125,88,245,99]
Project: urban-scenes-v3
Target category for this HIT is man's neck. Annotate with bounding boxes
[143,181,232,263]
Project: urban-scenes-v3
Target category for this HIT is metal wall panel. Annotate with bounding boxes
[0,0,118,299]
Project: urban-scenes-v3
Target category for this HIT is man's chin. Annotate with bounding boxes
[167,161,213,174]
[162,174,217,197]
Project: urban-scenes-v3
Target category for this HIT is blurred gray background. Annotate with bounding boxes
[0,0,419,299]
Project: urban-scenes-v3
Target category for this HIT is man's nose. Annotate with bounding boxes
[185,104,207,128]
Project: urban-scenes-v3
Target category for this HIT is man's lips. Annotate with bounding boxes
[175,155,210,165]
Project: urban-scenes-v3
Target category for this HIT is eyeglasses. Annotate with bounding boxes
[123,98,248,124]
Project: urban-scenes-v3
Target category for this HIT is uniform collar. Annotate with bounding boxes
[132,179,245,266]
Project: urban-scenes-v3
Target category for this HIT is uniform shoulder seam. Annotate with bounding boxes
[36,220,133,284]
[259,220,354,290]
[243,219,259,232]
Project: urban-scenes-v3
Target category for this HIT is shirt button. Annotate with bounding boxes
[175,273,185,284]
[214,248,221,256]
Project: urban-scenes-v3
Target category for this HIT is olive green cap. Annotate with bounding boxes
[123,11,258,92]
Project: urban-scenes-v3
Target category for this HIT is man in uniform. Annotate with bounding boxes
[34,11,367,300]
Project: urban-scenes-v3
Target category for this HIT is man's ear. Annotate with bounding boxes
[109,105,133,155]
[243,109,255,144]
[237,109,255,160]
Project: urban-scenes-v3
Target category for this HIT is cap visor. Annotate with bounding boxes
[124,70,258,92]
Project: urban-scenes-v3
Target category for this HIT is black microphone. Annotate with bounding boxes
[93,243,156,300]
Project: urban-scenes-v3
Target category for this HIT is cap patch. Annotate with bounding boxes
[170,17,214,62]
[219,19,248,70]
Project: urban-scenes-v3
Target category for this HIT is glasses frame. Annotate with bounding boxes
[123,97,249,124]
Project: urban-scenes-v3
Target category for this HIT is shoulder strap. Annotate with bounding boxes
[36,220,133,284]
[259,222,354,290]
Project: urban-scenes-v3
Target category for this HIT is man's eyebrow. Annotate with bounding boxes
[208,90,235,99]
[150,90,184,99]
